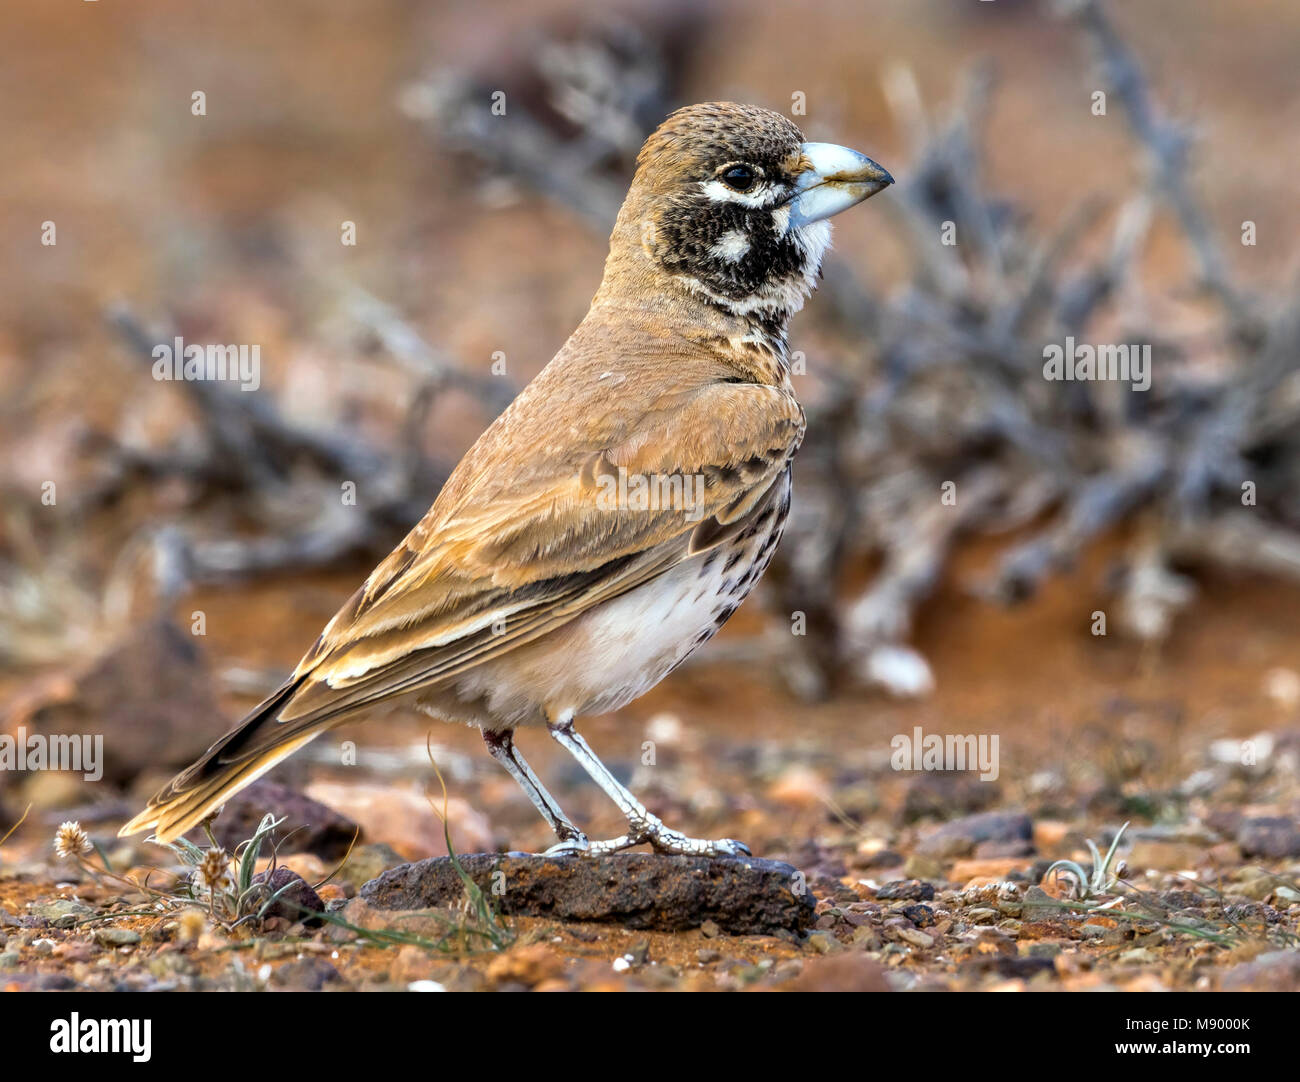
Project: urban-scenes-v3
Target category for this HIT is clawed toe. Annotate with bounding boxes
[648,831,751,858]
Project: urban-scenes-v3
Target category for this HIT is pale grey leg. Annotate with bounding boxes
[547,713,751,858]
[482,729,590,855]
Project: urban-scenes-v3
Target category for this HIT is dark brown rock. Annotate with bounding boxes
[207,778,359,859]
[271,957,343,990]
[1237,816,1300,859]
[1160,889,1206,910]
[902,774,998,822]
[3,618,229,786]
[876,879,936,901]
[916,811,1033,859]
[359,853,815,935]
[250,866,325,924]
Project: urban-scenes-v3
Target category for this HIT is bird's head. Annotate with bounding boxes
[605,102,893,324]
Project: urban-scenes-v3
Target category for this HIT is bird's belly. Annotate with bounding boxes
[440,472,791,727]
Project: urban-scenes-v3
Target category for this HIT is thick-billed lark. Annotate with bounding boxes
[122,102,892,857]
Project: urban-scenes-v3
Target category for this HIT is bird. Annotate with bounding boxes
[120,102,893,857]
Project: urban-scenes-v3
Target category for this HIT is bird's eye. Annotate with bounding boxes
[720,165,757,192]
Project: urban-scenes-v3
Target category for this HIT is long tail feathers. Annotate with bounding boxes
[118,677,333,844]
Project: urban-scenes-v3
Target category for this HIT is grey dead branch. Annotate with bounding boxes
[6,0,1299,706]
[402,0,1300,699]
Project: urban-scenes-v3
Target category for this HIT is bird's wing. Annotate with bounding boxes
[270,379,805,728]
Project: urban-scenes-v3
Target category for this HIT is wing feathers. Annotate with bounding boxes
[121,376,803,841]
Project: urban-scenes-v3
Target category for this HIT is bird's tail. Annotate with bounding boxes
[118,677,335,844]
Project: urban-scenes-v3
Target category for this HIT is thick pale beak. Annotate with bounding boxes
[789,142,894,228]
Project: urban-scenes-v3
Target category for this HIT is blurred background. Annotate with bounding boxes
[3,0,1300,967]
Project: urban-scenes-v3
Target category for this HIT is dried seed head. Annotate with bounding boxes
[193,848,234,895]
[54,821,92,860]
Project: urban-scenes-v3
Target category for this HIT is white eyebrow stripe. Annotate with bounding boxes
[700,179,772,207]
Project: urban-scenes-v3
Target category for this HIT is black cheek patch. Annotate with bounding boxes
[657,197,809,303]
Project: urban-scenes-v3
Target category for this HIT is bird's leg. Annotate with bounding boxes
[481,729,590,856]
[547,713,751,858]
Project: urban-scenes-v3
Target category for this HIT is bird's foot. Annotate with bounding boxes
[634,818,751,858]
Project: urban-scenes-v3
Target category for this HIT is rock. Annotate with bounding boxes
[208,779,360,859]
[390,943,439,984]
[950,857,1032,883]
[1127,839,1204,870]
[1207,841,1243,866]
[902,853,946,879]
[27,899,95,927]
[875,880,935,902]
[4,618,230,786]
[973,839,1035,858]
[316,884,347,906]
[360,853,815,935]
[916,811,1033,859]
[336,842,406,892]
[271,957,342,990]
[94,927,141,947]
[303,782,493,860]
[893,924,934,949]
[17,771,85,811]
[1228,876,1280,902]
[1160,889,1206,909]
[0,952,19,968]
[766,765,831,807]
[1032,820,1071,851]
[485,943,566,988]
[1020,885,1061,922]
[805,930,840,953]
[1224,901,1282,925]
[1220,950,1300,991]
[902,774,998,821]
[964,954,1054,980]
[780,952,890,992]
[1204,807,1243,837]
[855,845,903,869]
[1130,823,1219,845]
[1237,817,1300,859]
[250,866,324,924]
[901,903,935,927]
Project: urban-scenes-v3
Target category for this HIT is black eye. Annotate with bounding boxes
[720,165,757,192]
